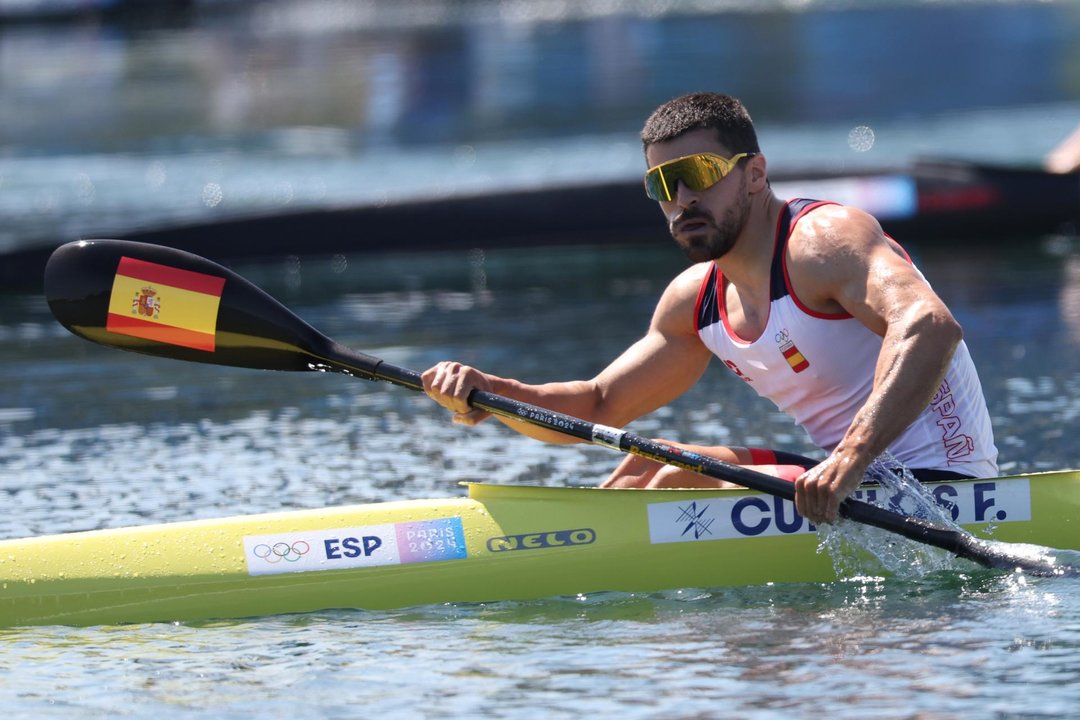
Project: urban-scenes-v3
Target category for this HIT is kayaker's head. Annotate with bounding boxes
[642,92,760,159]
[641,92,769,263]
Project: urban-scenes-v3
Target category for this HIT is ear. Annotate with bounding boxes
[747,154,768,192]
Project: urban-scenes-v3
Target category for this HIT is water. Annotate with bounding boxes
[0,578,1076,719]
[2,1,1080,717]
[1,239,1079,717]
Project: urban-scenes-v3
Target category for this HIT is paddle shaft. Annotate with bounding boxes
[325,344,1016,564]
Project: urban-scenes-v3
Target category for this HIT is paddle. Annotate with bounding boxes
[43,239,1073,577]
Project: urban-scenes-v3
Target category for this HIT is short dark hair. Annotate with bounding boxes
[641,92,761,155]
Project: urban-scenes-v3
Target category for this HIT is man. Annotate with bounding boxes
[422,92,998,525]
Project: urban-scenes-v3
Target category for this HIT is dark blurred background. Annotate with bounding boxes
[2,0,1080,267]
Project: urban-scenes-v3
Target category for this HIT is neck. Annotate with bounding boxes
[716,190,785,292]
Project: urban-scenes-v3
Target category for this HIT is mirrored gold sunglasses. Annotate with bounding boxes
[643,152,753,202]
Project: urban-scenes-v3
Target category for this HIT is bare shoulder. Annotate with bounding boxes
[787,204,925,316]
[652,262,712,313]
[652,262,713,328]
[789,204,898,262]
[666,261,714,297]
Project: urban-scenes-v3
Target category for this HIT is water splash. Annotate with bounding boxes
[816,455,1053,579]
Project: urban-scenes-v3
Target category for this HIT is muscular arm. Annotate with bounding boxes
[422,263,716,444]
[788,206,963,522]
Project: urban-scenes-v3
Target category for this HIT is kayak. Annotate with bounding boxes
[1,469,1076,627]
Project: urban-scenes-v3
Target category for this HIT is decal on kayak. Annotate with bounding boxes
[243,516,467,576]
[106,256,226,352]
[647,478,1032,543]
[486,528,596,553]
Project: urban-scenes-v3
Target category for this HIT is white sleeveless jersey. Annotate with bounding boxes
[695,199,998,476]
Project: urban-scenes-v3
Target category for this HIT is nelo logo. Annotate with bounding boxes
[487,528,596,553]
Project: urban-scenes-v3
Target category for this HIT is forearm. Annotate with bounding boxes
[424,279,712,446]
[482,376,608,444]
[832,305,963,469]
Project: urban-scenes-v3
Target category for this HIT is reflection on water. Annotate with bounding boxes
[0,572,1075,719]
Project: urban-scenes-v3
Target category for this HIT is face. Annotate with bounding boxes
[644,129,753,263]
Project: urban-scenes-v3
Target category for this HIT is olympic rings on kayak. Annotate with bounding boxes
[252,541,310,563]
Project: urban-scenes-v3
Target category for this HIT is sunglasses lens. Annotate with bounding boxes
[644,169,669,201]
[674,156,723,191]
[644,155,727,201]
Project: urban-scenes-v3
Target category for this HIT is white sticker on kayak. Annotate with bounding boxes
[647,478,1032,544]
[243,516,467,576]
[917,478,1031,525]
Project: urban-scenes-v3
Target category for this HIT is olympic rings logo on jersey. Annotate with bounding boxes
[251,540,311,563]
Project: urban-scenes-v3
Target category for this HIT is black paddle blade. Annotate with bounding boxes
[840,497,1074,577]
[44,239,381,377]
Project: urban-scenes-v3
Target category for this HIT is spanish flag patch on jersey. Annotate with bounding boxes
[779,337,810,373]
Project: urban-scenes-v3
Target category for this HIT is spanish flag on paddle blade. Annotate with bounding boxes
[105,256,226,352]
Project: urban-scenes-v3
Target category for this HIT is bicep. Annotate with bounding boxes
[798,209,953,336]
[841,249,961,345]
[587,267,714,427]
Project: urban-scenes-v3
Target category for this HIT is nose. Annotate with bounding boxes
[673,180,699,207]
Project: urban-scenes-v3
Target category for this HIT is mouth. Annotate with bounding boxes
[672,216,712,237]
[677,220,708,233]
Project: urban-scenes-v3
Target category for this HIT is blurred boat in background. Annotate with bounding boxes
[1,156,1077,291]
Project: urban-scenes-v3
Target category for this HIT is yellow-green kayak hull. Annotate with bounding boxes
[1,470,1076,627]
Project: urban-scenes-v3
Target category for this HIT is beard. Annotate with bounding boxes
[670,184,752,263]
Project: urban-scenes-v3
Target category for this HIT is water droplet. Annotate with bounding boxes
[202,182,224,208]
[848,125,875,152]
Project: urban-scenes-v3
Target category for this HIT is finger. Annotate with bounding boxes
[423,361,454,396]
[794,474,811,519]
[420,362,444,395]
[452,409,490,426]
[796,473,828,525]
[451,369,478,410]
[433,363,471,413]
[423,364,469,415]
[823,495,840,524]
[812,487,832,525]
